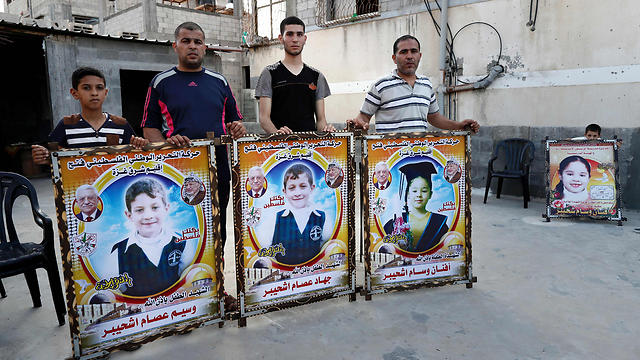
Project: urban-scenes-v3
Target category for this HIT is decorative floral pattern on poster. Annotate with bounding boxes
[546,141,620,218]
[364,134,470,290]
[53,144,221,356]
[234,136,353,312]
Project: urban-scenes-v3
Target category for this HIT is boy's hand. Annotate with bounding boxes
[275,126,293,134]
[130,136,149,149]
[167,134,191,147]
[31,145,50,165]
[227,121,247,140]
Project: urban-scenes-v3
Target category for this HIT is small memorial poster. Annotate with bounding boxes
[545,140,623,221]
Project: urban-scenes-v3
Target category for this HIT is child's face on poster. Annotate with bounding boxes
[126,193,170,238]
[560,161,590,194]
[283,174,314,209]
[407,177,431,212]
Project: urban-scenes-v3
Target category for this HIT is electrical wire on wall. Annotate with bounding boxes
[452,22,503,84]
[422,1,505,119]
[526,0,540,31]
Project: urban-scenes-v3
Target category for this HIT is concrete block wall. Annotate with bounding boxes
[240,89,257,124]
[469,126,640,209]
[45,34,222,127]
[296,0,316,27]
[8,0,51,20]
[102,4,144,35]
[6,0,28,15]
[156,4,242,45]
[70,0,101,18]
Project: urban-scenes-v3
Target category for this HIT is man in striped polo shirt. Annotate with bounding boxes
[348,35,480,134]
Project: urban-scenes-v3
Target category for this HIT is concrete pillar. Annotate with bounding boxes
[286,0,296,17]
[142,0,158,35]
[48,0,72,23]
[98,0,106,34]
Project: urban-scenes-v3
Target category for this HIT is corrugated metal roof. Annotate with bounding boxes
[0,18,244,52]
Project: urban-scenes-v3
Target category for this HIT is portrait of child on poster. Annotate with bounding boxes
[235,136,353,311]
[54,146,221,355]
[365,135,470,290]
[546,141,620,219]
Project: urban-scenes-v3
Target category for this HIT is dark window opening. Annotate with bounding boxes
[243,66,251,89]
[0,32,52,176]
[119,70,160,136]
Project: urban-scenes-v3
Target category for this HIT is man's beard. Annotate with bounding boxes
[182,56,203,70]
[284,45,303,56]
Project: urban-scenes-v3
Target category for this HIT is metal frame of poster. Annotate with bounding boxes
[543,139,626,225]
[362,132,475,298]
[231,132,357,326]
[51,141,225,359]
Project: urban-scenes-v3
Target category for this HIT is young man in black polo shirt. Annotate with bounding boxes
[255,16,336,134]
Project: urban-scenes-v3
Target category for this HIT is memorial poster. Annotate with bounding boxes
[545,140,622,220]
[232,134,355,317]
[363,133,473,294]
[51,143,223,357]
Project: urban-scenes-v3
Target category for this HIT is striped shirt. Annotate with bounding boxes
[48,113,135,148]
[360,70,439,133]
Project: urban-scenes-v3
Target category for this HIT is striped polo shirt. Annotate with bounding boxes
[48,113,135,148]
[360,70,439,133]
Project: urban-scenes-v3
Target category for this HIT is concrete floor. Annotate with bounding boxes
[1,178,639,360]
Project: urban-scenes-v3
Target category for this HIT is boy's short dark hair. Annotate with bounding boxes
[72,67,106,90]
[585,123,601,135]
[174,21,205,40]
[280,16,305,35]
[393,35,421,54]
[125,177,167,211]
[283,163,314,188]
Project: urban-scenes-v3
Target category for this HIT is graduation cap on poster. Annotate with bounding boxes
[397,161,438,212]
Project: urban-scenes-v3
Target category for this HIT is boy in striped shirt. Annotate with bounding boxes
[31,67,148,164]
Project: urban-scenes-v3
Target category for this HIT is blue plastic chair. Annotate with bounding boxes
[483,139,535,208]
[0,172,66,325]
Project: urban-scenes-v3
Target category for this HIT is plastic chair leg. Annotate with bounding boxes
[24,269,42,308]
[46,262,67,326]
[497,177,504,199]
[0,278,6,298]
[484,173,492,204]
[522,176,530,208]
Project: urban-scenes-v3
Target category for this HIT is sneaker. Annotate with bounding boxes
[224,292,238,312]
[634,227,640,234]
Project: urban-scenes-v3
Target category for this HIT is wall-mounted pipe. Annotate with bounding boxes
[445,64,504,93]
[437,0,449,115]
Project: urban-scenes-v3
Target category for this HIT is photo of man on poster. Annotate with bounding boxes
[247,166,267,198]
[74,185,102,222]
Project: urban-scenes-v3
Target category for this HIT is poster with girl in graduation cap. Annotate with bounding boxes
[364,133,473,292]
